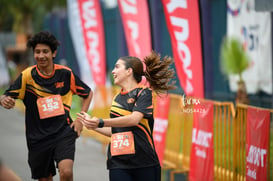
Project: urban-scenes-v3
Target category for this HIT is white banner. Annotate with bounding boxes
[0,47,10,87]
[227,0,272,94]
[67,0,95,90]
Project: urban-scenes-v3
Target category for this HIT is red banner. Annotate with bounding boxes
[118,0,152,59]
[78,0,106,86]
[161,0,204,98]
[246,107,270,181]
[189,101,214,181]
[153,95,170,165]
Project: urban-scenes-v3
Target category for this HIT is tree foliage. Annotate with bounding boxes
[0,0,66,33]
[220,36,250,82]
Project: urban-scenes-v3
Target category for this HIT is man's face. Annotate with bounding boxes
[34,43,56,69]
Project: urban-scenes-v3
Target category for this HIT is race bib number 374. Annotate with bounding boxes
[37,95,65,119]
[111,131,135,156]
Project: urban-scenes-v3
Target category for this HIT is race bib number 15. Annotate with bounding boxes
[37,95,65,119]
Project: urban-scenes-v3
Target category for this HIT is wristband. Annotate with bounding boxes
[98,118,104,128]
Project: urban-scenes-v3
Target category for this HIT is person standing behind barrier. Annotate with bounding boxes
[0,31,93,181]
[77,51,176,181]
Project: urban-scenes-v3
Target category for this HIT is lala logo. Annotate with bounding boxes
[127,98,135,104]
[55,82,64,88]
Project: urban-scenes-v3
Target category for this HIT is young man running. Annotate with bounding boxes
[0,31,93,181]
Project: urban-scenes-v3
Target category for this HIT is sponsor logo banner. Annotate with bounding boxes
[162,0,204,98]
[189,101,214,181]
[118,0,152,59]
[246,107,270,180]
[153,95,170,165]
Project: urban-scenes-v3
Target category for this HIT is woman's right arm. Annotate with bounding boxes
[77,112,112,137]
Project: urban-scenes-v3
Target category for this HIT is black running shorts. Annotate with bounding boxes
[28,134,77,179]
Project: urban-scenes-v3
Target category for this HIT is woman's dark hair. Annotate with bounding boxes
[120,51,176,94]
[26,31,60,52]
[120,56,144,83]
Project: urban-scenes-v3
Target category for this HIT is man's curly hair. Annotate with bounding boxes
[27,31,60,52]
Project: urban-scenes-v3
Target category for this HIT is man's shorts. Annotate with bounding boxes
[28,134,77,179]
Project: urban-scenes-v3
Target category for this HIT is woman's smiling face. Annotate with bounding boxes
[112,59,130,86]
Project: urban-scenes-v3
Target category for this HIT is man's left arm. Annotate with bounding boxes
[71,91,93,137]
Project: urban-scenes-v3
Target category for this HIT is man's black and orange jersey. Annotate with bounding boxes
[4,64,91,148]
[107,85,160,169]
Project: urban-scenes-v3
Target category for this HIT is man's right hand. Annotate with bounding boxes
[0,95,15,109]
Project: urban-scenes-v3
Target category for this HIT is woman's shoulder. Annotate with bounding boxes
[136,84,152,91]
[134,85,152,98]
[139,84,152,91]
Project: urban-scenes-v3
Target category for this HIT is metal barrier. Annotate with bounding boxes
[232,104,247,181]
[162,94,192,180]
[213,101,235,181]
[232,104,273,181]
[162,99,273,181]
[163,97,236,181]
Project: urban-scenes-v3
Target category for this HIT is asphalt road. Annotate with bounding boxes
[0,106,109,181]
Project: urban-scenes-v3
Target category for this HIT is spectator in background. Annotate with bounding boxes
[0,31,93,181]
[77,51,176,181]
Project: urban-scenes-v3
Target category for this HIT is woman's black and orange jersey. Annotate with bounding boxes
[107,85,160,169]
[4,64,91,148]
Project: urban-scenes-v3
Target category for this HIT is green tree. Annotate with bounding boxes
[0,0,66,34]
[220,36,250,104]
